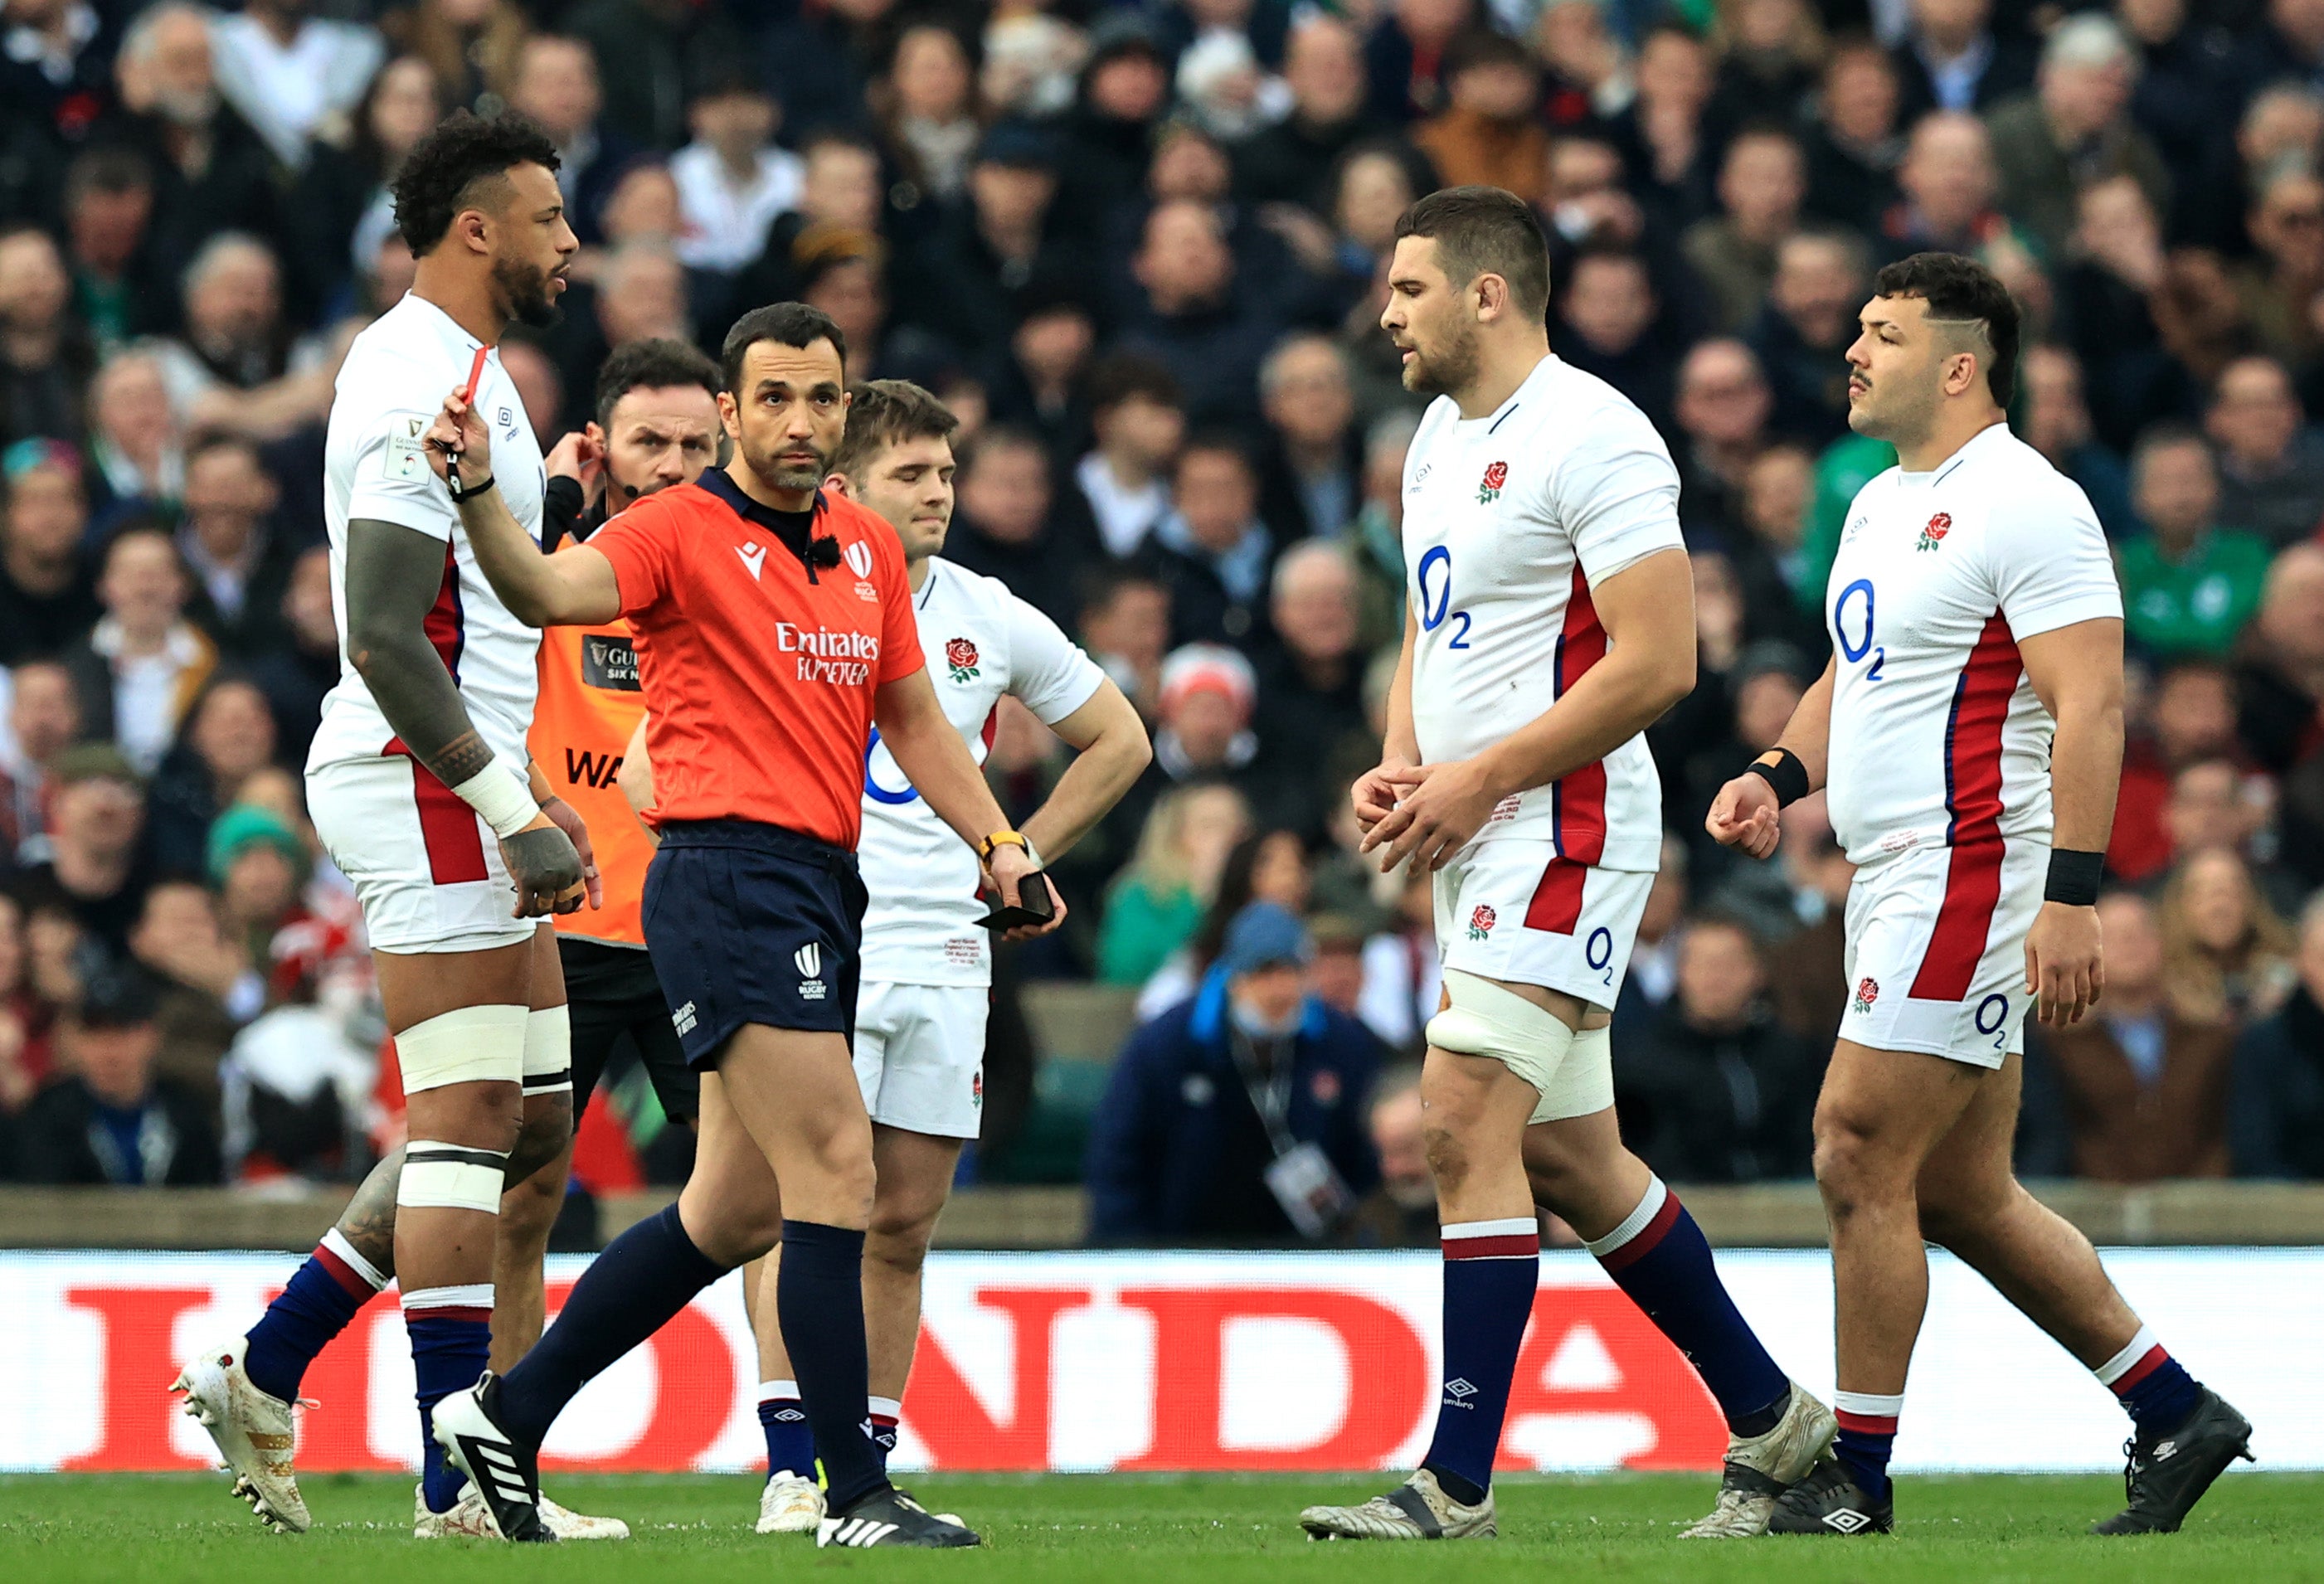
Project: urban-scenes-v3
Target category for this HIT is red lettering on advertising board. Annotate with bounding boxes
[61,1286,215,1470]
[1498,1288,1726,1470]
[1115,1288,1429,1470]
[905,1288,1089,1470]
[292,1291,402,1471]
[534,1280,737,1472]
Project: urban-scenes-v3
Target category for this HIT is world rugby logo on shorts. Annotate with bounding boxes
[1467,905,1496,940]
[795,942,827,1000]
[1854,976,1880,1013]
[843,541,874,579]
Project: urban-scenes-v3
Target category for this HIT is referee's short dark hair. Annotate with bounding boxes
[594,338,722,431]
[831,379,958,481]
[720,302,848,394]
[1394,184,1551,323]
[391,109,562,257]
[1872,250,2021,410]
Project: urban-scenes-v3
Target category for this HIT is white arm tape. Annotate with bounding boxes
[396,1003,530,1093]
[522,1004,572,1095]
[396,1141,511,1212]
[449,758,541,839]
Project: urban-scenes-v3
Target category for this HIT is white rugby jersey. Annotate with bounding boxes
[1403,354,1683,872]
[859,557,1106,985]
[309,292,547,776]
[1823,423,2122,868]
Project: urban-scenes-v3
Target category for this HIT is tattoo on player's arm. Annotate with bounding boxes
[345,517,494,789]
[334,1148,404,1279]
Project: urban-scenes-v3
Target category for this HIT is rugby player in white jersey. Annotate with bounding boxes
[1298,187,1832,1543]
[1709,252,2250,1537]
[171,110,612,1543]
[624,381,1141,1532]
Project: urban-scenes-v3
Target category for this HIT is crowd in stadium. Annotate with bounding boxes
[0,0,2321,1229]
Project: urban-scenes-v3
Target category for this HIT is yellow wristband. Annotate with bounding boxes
[979,830,1028,862]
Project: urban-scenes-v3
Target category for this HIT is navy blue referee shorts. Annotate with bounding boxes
[641,819,868,1069]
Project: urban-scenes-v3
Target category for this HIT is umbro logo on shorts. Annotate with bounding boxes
[796,942,827,1000]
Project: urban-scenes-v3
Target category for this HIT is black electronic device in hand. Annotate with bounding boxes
[976,871,1056,931]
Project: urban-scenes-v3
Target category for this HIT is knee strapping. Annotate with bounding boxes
[1426,968,1578,1069]
[395,1003,530,1092]
[396,1139,511,1212]
[523,1004,573,1096]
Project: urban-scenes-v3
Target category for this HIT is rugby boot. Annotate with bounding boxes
[1299,1469,1497,1541]
[2093,1388,2254,1535]
[430,1372,555,1543]
[817,1485,980,1548]
[1767,1459,1894,1535]
[173,1336,311,1534]
[1683,1379,1839,1538]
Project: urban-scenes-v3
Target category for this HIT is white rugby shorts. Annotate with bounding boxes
[1840,838,2044,1068]
[1432,837,1653,1010]
[851,980,988,1139]
[309,754,537,955]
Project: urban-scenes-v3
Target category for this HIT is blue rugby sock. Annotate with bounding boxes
[404,1287,493,1514]
[1833,1392,1901,1501]
[495,1203,727,1449]
[776,1220,885,1511]
[1418,1217,1538,1504]
[758,1381,814,1480]
[2098,1328,2205,1436]
[244,1231,383,1403]
[1587,1178,1792,1435]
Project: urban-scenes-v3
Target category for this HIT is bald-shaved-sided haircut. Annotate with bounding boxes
[1394,185,1552,323]
[1872,250,2020,408]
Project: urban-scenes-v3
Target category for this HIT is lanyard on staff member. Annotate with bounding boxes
[1227,1023,1354,1239]
[1227,1024,1300,1157]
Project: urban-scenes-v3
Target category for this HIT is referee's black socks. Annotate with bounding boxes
[495,1203,727,1449]
[778,1218,887,1510]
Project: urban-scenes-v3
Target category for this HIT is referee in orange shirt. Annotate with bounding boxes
[418,303,1051,1548]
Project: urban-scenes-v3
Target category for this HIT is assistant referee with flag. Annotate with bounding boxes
[412,301,1058,1548]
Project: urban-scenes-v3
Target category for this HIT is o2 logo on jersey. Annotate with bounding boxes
[1415,546,1471,650]
[1918,512,1952,552]
[1835,578,1885,680]
[863,726,919,806]
[1976,993,2012,1051]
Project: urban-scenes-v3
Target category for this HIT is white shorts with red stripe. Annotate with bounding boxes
[1431,837,1653,1010]
[1840,837,2044,1068]
[309,754,537,954]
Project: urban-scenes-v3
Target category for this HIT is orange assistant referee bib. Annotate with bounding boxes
[587,470,924,848]
[531,613,650,947]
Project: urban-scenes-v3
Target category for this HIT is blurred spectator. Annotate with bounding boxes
[1985,14,2170,264]
[2158,845,2297,1024]
[0,225,94,446]
[64,148,169,352]
[153,233,335,441]
[84,350,185,527]
[0,0,117,148]
[1142,641,1266,813]
[878,22,985,208]
[565,0,740,154]
[1087,901,1380,1243]
[1,658,80,864]
[2051,175,2183,456]
[1612,835,1688,1043]
[2015,345,2135,540]
[1413,29,1547,197]
[207,800,305,964]
[1612,23,1716,231]
[2206,355,2324,549]
[1762,806,1855,1047]
[898,124,1080,370]
[945,424,1087,624]
[1890,0,2035,126]
[1532,0,1631,128]
[1724,444,1826,649]
[1144,435,1277,647]
[2231,893,2324,1178]
[1876,110,2015,264]
[1074,354,1185,561]
[1097,780,1250,987]
[1748,229,1864,446]
[248,546,337,765]
[0,439,101,662]
[207,0,385,171]
[1670,338,1772,538]
[1364,0,1476,127]
[1680,125,1806,335]
[1252,542,1367,833]
[217,985,375,1182]
[127,877,259,1112]
[1802,36,1904,231]
[1616,915,1821,1183]
[14,742,153,960]
[2113,657,2245,882]
[98,2,281,292]
[380,0,528,110]
[176,435,294,657]
[1121,198,1275,425]
[1054,15,1172,238]
[0,892,48,1110]
[1707,0,1820,138]
[1233,12,1372,209]
[1340,1064,1433,1246]
[62,527,216,775]
[2234,163,2324,375]
[1256,334,1359,543]
[2036,891,2234,1182]
[1552,246,1680,439]
[2235,545,2324,889]
[2118,426,2269,660]
[1136,824,1313,1018]
[507,34,630,247]
[1079,568,1171,721]
[14,965,221,1185]
[989,279,1096,459]
[146,677,279,879]
[671,69,802,276]
[283,53,441,317]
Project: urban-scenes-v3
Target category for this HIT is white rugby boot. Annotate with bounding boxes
[758,1471,826,1533]
[539,1493,630,1540]
[1299,1470,1497,1541]
[1680,1379,1840,1538]
[419,1481,629,1540]
[172,1337,311,1534]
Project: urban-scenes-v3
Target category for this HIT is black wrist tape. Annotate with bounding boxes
[2044,848,2105,907]
[1745,749,1811,807]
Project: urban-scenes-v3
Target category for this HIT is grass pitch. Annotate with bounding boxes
[3,1471,2320,1584]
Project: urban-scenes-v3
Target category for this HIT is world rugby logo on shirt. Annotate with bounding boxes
[843,541,874,578]
[1476,459,1508,505]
